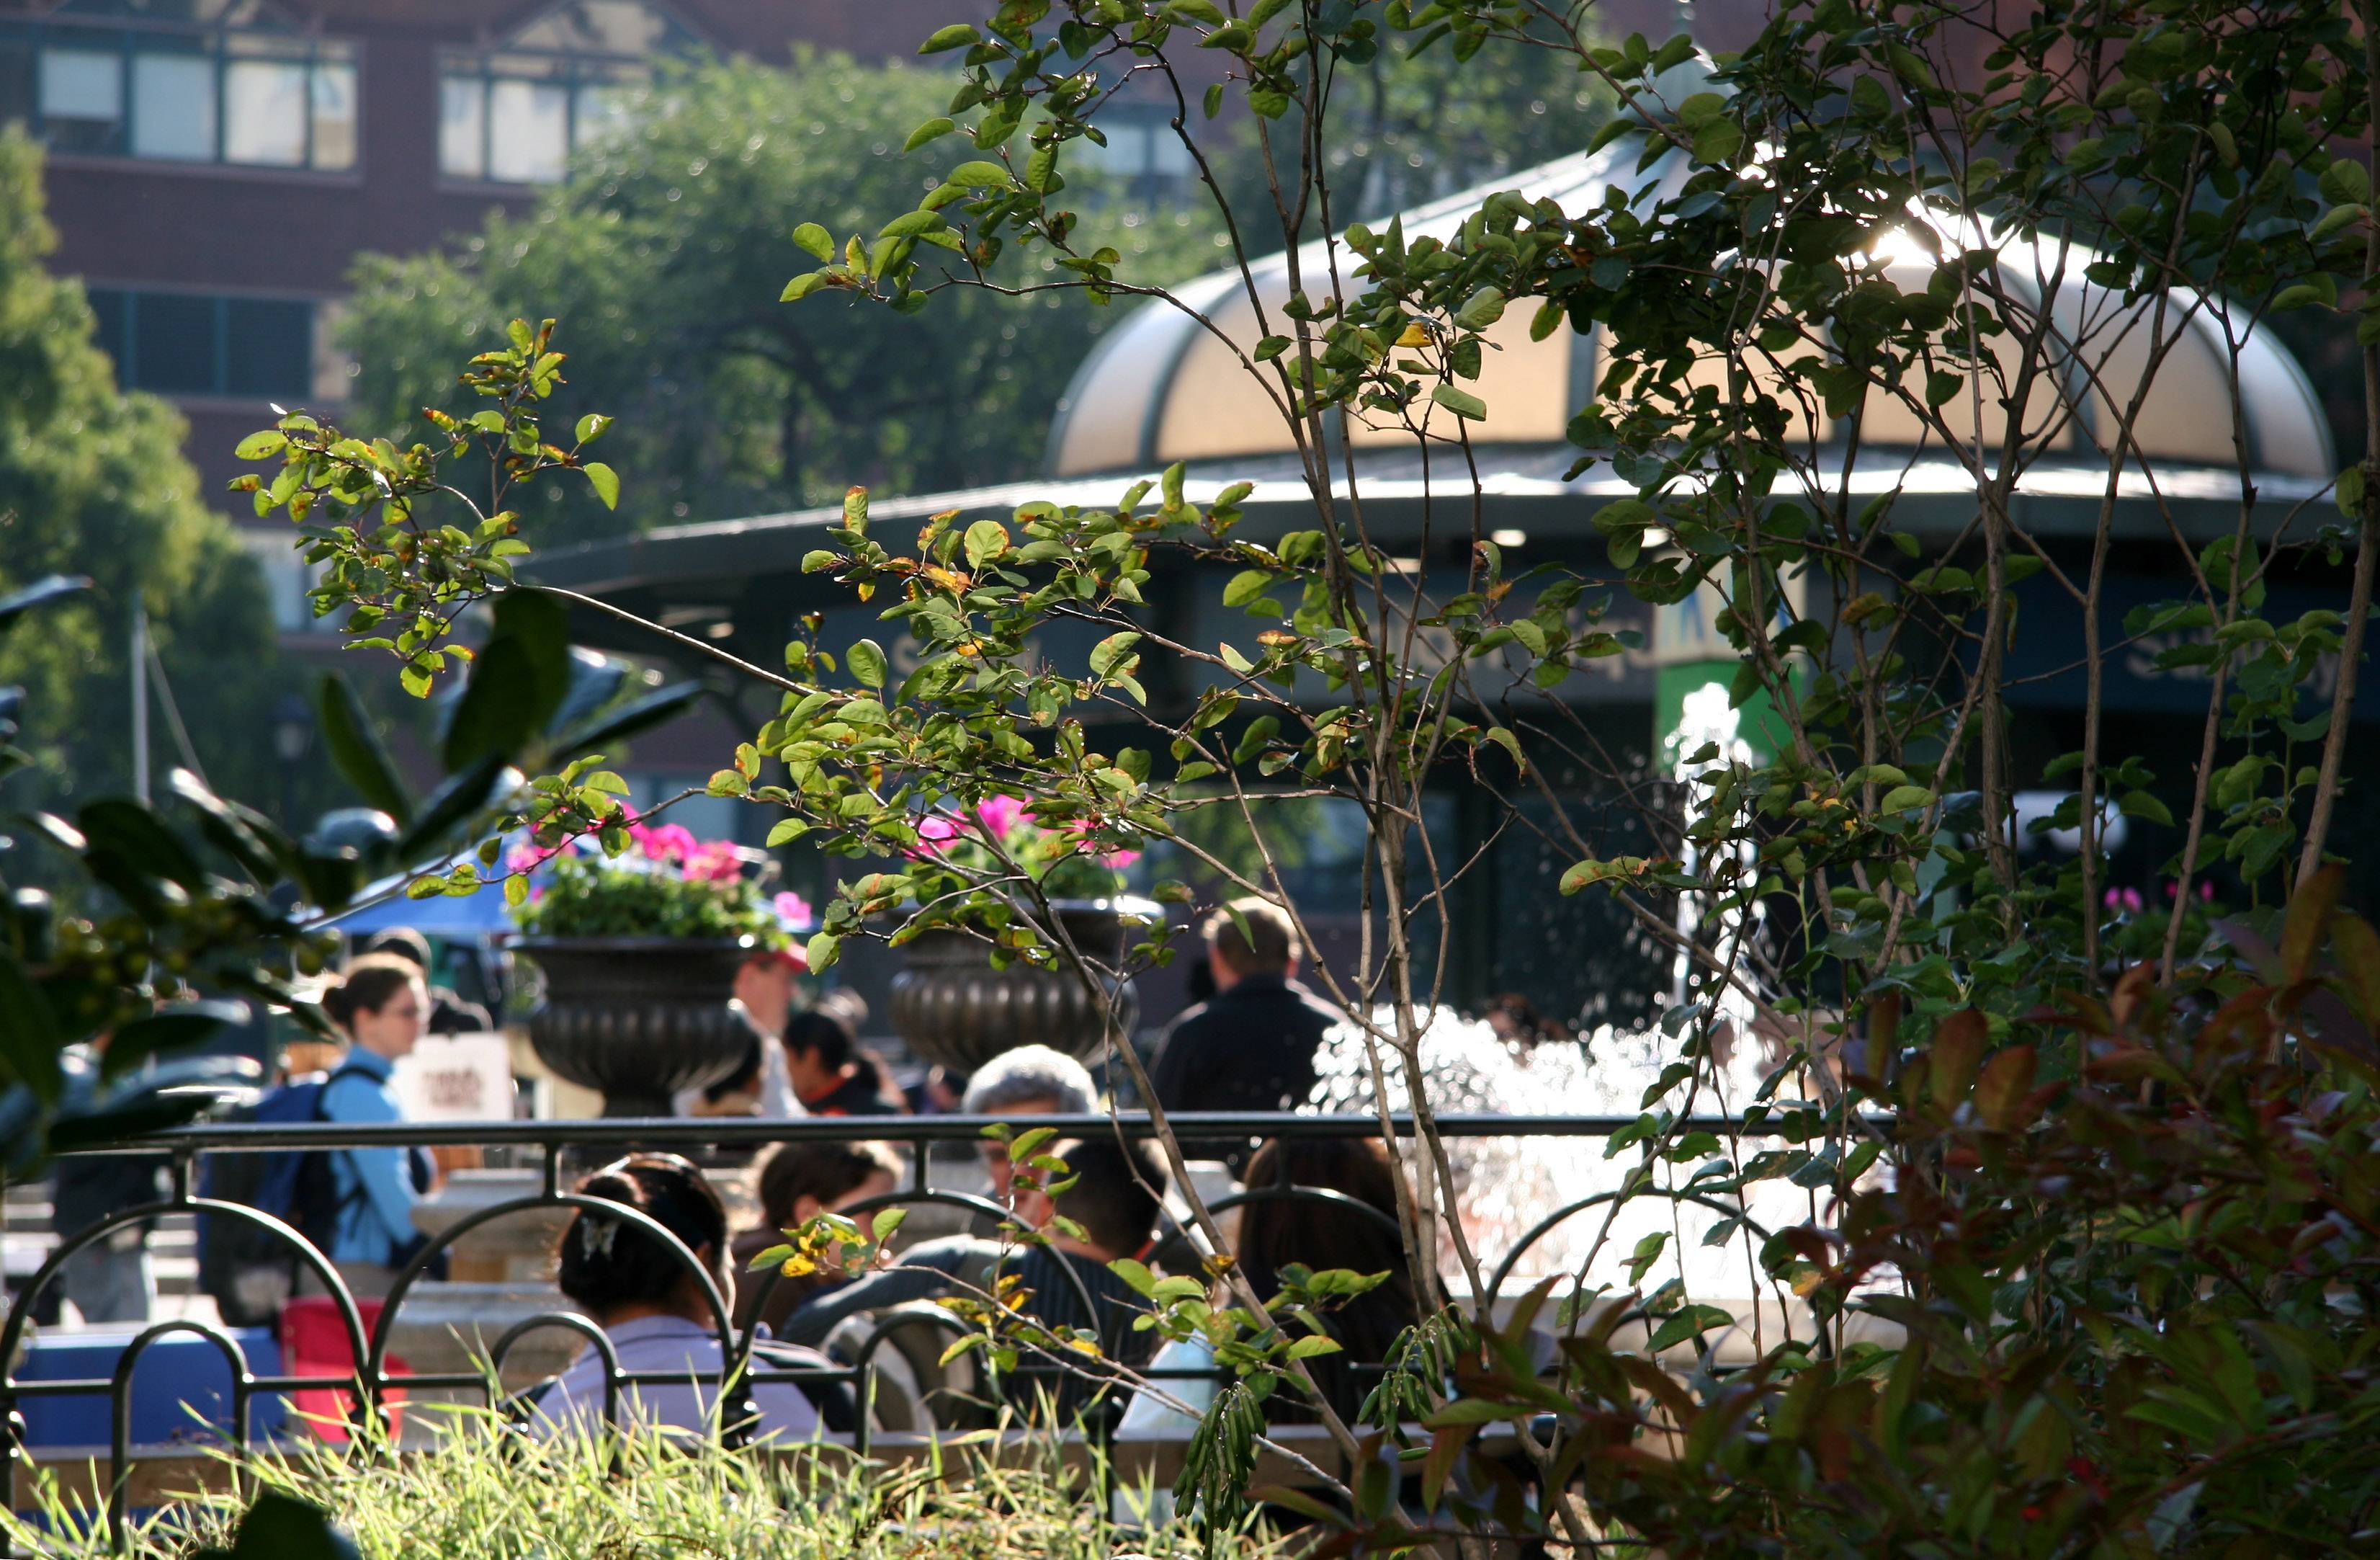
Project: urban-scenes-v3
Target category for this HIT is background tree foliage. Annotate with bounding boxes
[0,128,289,839]
[340,52,1223,541]
[1315,10,1609,220]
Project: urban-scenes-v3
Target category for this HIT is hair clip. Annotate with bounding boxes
[579,1215,619,1262]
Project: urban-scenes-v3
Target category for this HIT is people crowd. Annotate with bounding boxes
[44,900,1532,1446]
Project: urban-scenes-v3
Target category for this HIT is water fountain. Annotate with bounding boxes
[1307,1008,1828,1352]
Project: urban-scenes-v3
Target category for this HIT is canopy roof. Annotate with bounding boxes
[532,135,2337,638]
[1044,138,2333,489]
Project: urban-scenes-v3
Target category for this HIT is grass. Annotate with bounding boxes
[0,1407,1270,1559]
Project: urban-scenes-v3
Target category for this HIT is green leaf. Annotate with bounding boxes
[0,576,90,638]
[234,430,286,460]
[316,672,414,826]
[950,159,1011,186]
[1091,631,1143,677]
[766,818,811,847]
[1878,785,1933,815]
[1109,1257,1158,1297]
[573,412,612,445]
[1423,1398,1531,1426]
[1690,120,1743,164]
[920,22,983,53]
[583,462,620,511]
[781,272,833,303]
[903,117,956,153]
[1481,726,1526,772]
[0,948,62,1103]
[552,682,704,759]
[1431,383,1488,420]
[442,637,545,772]
[1454,287,1508,330]
[1561,857,1632,894]
[1286,1334,1344,1359]
[395,755,510,860]
[199,1489,358,1560]
[2120,790,2175,827]
[2339,465,2366,519]
[1646,1303,1736,1352]
[847,638,888,690]
[963,519,1010,567]
[1222,570,1274,608]
[707,770,749,798]
[805,931,843,971]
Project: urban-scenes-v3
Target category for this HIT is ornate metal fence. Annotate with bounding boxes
[1,1111,1782,1553]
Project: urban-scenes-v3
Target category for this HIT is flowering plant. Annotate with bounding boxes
[912,794,1140,902]
[511,815,812,944]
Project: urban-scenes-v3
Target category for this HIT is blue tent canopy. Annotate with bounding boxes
[321,880,519,939]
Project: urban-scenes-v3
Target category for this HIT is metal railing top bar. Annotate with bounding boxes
[45,1110,1856,1155]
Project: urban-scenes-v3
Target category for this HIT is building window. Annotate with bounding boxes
[436,1,694,184]
[0,16,357,172]
[1080,107,1196,198]
[88,288,314,401]
[239,530,328,636]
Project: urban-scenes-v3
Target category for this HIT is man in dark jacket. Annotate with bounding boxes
[1149,899,1340,1173]
[776,1138,1164,1413]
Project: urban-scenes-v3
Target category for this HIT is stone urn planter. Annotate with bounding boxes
[515,937,753,1117]
[887,898,1153,1074]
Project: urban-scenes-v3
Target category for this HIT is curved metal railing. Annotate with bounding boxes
[1,1110,1810,1552]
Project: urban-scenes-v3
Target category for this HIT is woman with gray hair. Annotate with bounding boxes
[961,1046,1098,1203]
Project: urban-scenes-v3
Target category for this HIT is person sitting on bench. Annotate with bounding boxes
[777,1137,1166,1395]
[532,1154,836,1442]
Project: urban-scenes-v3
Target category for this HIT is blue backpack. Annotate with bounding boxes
[196,1066,370,1326]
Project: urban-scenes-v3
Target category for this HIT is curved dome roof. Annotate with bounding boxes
[1044,138,2333,485]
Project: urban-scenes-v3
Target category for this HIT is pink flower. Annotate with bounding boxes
[505,837,578,873]
[1098,849,1141,869]
[773,891,814,930]
[975,795,1025,840]
[913,814,962,855]
[684,841,744,882]
[632,821,699,864]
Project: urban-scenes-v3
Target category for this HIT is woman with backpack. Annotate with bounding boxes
[305,954,438,1299]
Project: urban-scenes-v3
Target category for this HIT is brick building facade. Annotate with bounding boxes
[0,0,989,638]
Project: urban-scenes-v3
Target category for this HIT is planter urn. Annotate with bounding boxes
[887,898,1152,1075]
[515,937,754,1118]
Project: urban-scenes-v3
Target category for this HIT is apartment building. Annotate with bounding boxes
[0,0,992,640]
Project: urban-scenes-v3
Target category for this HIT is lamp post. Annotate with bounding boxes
[271,694,312,827]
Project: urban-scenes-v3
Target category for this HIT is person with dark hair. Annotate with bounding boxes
[1149,898,1341,1172]
[782,1009,905,1117]
[535,1154,823,1442]
[307,954,439,1298]
[778,1136,1166,1374]
[1121,1136,1421,1432]
[1484,991,1571,1046]
[676,949,809,1118]
[730,1140,901,1334]
[359,927,493,1035]
[50,1035,165,1323]
[675,1001,771,1123]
